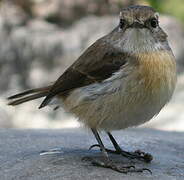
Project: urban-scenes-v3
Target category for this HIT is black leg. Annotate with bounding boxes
[89,131,153,163]
[86,129,152,174]
[107,132,153,163]
[107,131,122,153]
[91,128,108,158]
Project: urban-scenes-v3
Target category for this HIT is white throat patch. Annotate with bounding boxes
[116,28,162,53]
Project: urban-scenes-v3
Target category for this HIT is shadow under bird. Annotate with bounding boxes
[7,5,177,173]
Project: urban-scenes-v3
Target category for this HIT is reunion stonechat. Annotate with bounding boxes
[8,5,177,173]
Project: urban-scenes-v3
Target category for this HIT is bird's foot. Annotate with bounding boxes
[39,148,63,156]
[83,156,152,174]
[89,144,153,163]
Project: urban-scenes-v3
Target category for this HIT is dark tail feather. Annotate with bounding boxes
[7,86,51,106]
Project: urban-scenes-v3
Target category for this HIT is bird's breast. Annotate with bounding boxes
[135,50,176,102]
[62,50,176,130]
[118,50,177,127]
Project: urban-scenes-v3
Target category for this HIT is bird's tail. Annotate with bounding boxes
[7,85,52,106]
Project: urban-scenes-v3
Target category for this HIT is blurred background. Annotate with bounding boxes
[0,0,184,131]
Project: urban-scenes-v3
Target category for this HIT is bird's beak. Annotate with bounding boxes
[130,20,145,28]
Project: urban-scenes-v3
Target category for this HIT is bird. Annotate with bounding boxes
[7,5,176,173]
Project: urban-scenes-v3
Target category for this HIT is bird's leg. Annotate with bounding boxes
[107,132,153,163]
[89,131,153,163]
[85,129,151,174]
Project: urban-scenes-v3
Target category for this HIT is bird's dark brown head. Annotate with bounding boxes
[109,5,170,54]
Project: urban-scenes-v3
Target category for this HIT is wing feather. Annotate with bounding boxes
[39,36,127,108]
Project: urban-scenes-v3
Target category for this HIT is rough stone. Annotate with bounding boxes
[0,128,183,180]
[32,0,134,26]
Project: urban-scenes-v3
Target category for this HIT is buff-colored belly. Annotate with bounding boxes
[64,51,176,130]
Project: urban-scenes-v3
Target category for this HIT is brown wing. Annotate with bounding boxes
[39,36,127,108]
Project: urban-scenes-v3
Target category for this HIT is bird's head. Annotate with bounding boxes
[110,5,170,54]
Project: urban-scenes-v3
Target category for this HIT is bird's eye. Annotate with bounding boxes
[119,19,126,29]
[150,18,158,28]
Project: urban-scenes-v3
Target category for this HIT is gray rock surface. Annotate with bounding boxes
[0,128,184,180]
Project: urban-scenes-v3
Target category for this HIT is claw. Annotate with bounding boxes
[89,144,119,154]
[89,157,152,174]
[126,167,152,174]
[134,150,153,163]
[91,159,126,173]
[89,144,101,150]
[143,153,153,163]
[142,168,152,175]
[89,145,153,163]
